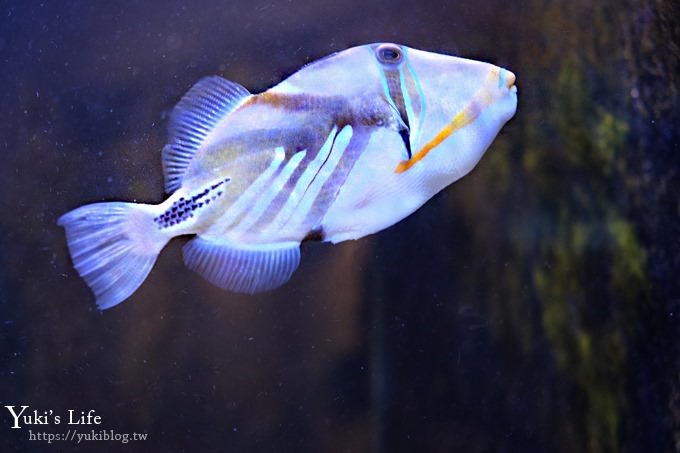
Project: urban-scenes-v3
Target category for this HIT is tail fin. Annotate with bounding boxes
[57,202,169,309]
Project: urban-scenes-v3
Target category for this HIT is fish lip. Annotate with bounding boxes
[499,68,517,90]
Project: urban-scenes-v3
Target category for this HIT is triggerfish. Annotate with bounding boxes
[58,43,518,309]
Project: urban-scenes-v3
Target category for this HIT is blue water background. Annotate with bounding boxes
[0,1,677,452]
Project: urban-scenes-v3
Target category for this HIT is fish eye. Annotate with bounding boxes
[376,44,403,65]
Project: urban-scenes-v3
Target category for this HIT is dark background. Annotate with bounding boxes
[1,0,678,452]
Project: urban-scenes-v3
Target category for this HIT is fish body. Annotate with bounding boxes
[58,43,518,309]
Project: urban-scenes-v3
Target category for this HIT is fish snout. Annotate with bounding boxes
[504,69,516,89]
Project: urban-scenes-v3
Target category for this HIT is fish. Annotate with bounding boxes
[58,43,518,309]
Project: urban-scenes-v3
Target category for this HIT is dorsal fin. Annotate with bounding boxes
[162,76,251,193]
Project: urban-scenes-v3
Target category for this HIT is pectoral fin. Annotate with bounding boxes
[182,236,300,294]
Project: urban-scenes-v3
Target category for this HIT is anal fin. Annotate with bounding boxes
[182,237,300,294]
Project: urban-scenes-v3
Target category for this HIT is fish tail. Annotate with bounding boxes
[57,202,170,309]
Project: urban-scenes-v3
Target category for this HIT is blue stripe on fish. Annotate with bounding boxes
[400,48,427,149]
[373,45,415,160]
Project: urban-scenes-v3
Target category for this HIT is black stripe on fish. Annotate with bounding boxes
[382,67,412,159]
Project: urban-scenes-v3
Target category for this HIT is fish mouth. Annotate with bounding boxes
[499,68,517,91]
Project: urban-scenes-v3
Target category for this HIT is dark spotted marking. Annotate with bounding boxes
[154,178,230,229]
[302,226,325,242]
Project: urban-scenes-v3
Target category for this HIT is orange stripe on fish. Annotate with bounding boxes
[394,67,501,173]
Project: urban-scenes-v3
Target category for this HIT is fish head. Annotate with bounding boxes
[308,44,518,242]
[394,45,517,182]
[273,43,516,185]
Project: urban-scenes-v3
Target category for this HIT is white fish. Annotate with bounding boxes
[58,43,518,309]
